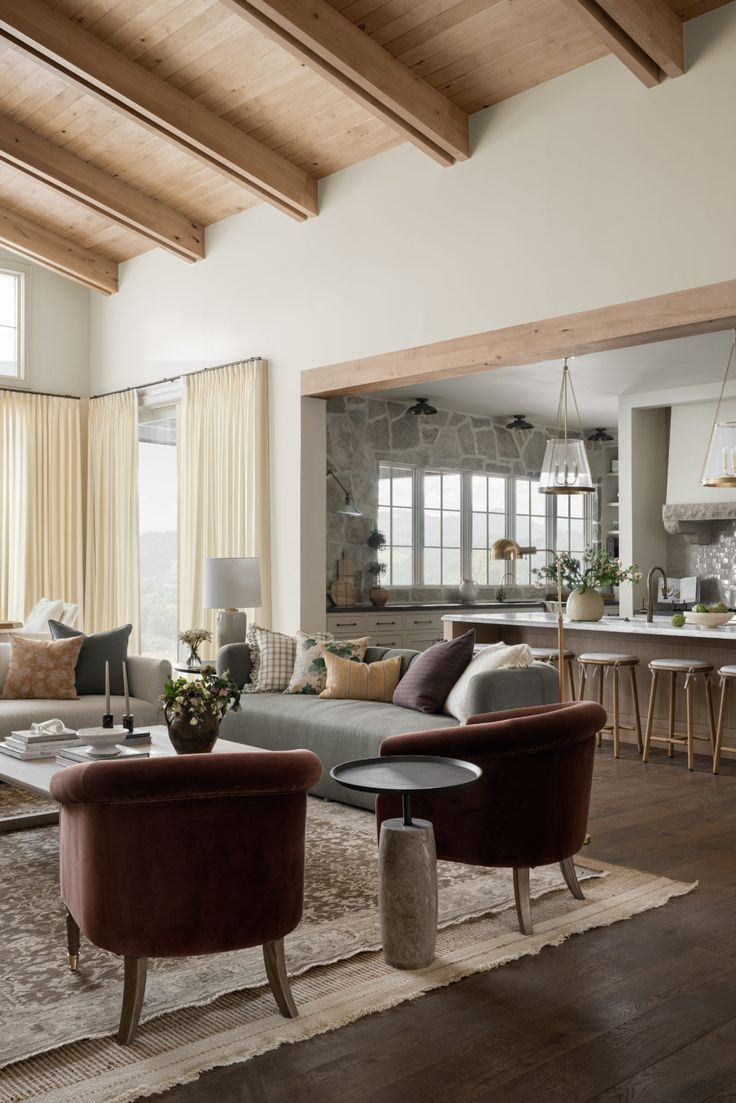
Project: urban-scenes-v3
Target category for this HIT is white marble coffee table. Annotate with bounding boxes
[0,725,258,833]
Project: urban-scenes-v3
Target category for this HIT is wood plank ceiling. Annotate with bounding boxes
[0,0,727,293]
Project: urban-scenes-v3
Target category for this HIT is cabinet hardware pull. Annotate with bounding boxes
[336,622,357,627]
[376,620,396,625]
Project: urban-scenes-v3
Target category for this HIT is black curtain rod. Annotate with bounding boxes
[0,384,80,400]
[89,356,263,401]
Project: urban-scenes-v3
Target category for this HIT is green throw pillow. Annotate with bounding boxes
[48,621,133,696]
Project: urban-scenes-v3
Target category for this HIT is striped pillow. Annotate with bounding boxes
[320,653,402,703]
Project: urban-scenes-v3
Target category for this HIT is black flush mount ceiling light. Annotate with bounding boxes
[506,414,534,431]
[407,397,438,416]
[587,427,614,442]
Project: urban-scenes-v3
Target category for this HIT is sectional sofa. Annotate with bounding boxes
[217,643,559,810]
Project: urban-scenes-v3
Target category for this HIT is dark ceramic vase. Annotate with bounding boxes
[166,710,220,754]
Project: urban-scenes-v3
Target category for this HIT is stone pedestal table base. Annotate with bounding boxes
[378,817,438,969]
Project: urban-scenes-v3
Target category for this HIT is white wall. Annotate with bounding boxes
[0,247,90,397]
[668,398,736,503]
[89,4,736,632]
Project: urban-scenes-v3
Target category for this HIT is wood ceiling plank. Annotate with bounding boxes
[302,280,736,397]
[0,203,117,293]
[0,0,319,220]
[220,0,470,166]
[595,0,685,77]
[558,0,661,86]
[0,113,204,260]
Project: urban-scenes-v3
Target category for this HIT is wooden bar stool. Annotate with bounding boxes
[713,665,736,774]
[529,647,577,701]
[642,659,716,771]
[577,653,642,758]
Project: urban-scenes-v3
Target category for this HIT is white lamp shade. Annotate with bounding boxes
[203,557,262,610]
[539,439,594,495]
[702,421,736,487]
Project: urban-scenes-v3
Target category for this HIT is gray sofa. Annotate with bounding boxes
[217,644,559,810]
[0,654,171,740]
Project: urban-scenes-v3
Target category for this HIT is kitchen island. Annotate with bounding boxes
[443,611,736,754]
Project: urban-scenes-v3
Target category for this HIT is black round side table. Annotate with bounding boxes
[331,755,481,970]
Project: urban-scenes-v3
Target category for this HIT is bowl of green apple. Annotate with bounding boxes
[684,603,734,628]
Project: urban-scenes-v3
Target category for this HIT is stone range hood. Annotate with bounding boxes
[663,502,736,544]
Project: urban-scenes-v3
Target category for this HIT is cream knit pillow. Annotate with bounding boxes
[443,643,534,723]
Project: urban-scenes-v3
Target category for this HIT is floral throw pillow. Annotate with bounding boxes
[2,633,84,700]
[285,632,369,695]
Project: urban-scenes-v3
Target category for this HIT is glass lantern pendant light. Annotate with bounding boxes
[701,331,736,488]
[539,358,595,495]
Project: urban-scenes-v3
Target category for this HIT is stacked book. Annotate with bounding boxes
[0,727,80,760]
[56,744,149,764]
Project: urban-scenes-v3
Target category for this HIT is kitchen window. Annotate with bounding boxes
[377,464,585,588]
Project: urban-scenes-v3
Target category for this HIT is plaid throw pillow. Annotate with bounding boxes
[285,632,368,695]
[244,625,296,693]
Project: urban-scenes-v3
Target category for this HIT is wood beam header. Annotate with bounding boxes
[0,0,318,221]
[0,208,118,294]
[220,0,470,167]
[301,280,736,397]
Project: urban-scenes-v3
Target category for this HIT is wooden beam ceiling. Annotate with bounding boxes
[562,0,685,85]
[0,0,318,222]
[558,0,662,86]
[0,207,117,294]
[0,114,203,262]
[301,280,736,397]
[219,0,470,167]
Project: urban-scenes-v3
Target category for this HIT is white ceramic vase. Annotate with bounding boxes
[566,587,605,622]
[458,578,480,603]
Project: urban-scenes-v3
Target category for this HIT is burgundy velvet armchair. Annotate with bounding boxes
[377,701,606,935]
[50,749,322,1044]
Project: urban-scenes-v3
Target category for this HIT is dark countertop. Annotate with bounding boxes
[326,601,547,613]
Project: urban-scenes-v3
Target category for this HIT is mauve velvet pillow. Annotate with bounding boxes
[392,629,476,714]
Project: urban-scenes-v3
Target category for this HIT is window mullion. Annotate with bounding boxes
[461,472,471,581]
[414,467,423,586]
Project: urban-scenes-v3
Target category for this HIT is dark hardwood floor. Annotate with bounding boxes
[146,746,736,1103]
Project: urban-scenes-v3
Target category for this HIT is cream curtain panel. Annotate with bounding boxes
[0,391,83,622]
[85,390,140,649]
[179,360,271,637]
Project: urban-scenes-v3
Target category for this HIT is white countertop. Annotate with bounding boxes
[442,610,736,644]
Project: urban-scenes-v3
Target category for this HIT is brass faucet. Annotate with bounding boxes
[646,566,669,623]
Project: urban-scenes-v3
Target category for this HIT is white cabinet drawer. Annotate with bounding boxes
[404,612,442,633]
[404,630,443,652]
[326,614,367,638]
[370,632,404,650]
[366,612,404,633]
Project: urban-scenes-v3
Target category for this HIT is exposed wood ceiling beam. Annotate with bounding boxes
[558,0,662,87]
[562,0,684,85]
[219,0,470,167]
[596,0,685,78]
[0,207,117,295]
[0,115,203,262]
[301,280,736,397]
[0,0,317,222]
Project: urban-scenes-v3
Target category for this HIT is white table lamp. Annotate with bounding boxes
[203,557,262,651]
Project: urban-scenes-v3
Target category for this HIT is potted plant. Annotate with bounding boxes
[367,528,387,551]
[534,547,641,622]
[178,627,212,669]
[161,666,241,754]
[367,561,389,606]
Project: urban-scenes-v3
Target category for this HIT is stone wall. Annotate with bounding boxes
[326,395,606,604]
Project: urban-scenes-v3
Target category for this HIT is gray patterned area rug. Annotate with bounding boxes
[0,784,695,1103]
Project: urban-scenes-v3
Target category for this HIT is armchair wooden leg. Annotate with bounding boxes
[513,867,533,935]
[117,956,148,1045]
[65,909,80,972]
[560,856,585,900]
[263,939,298,1018]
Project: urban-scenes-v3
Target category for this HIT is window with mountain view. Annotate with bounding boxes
[138,404,177,659]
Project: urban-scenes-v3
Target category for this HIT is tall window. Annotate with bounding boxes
[514,478,548,583]
[555,495,587,568]
[471,474,507,584]
[377,464,413,585]
[0,269,24,381]
[423,470,462,585]
[138,401,178,659]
